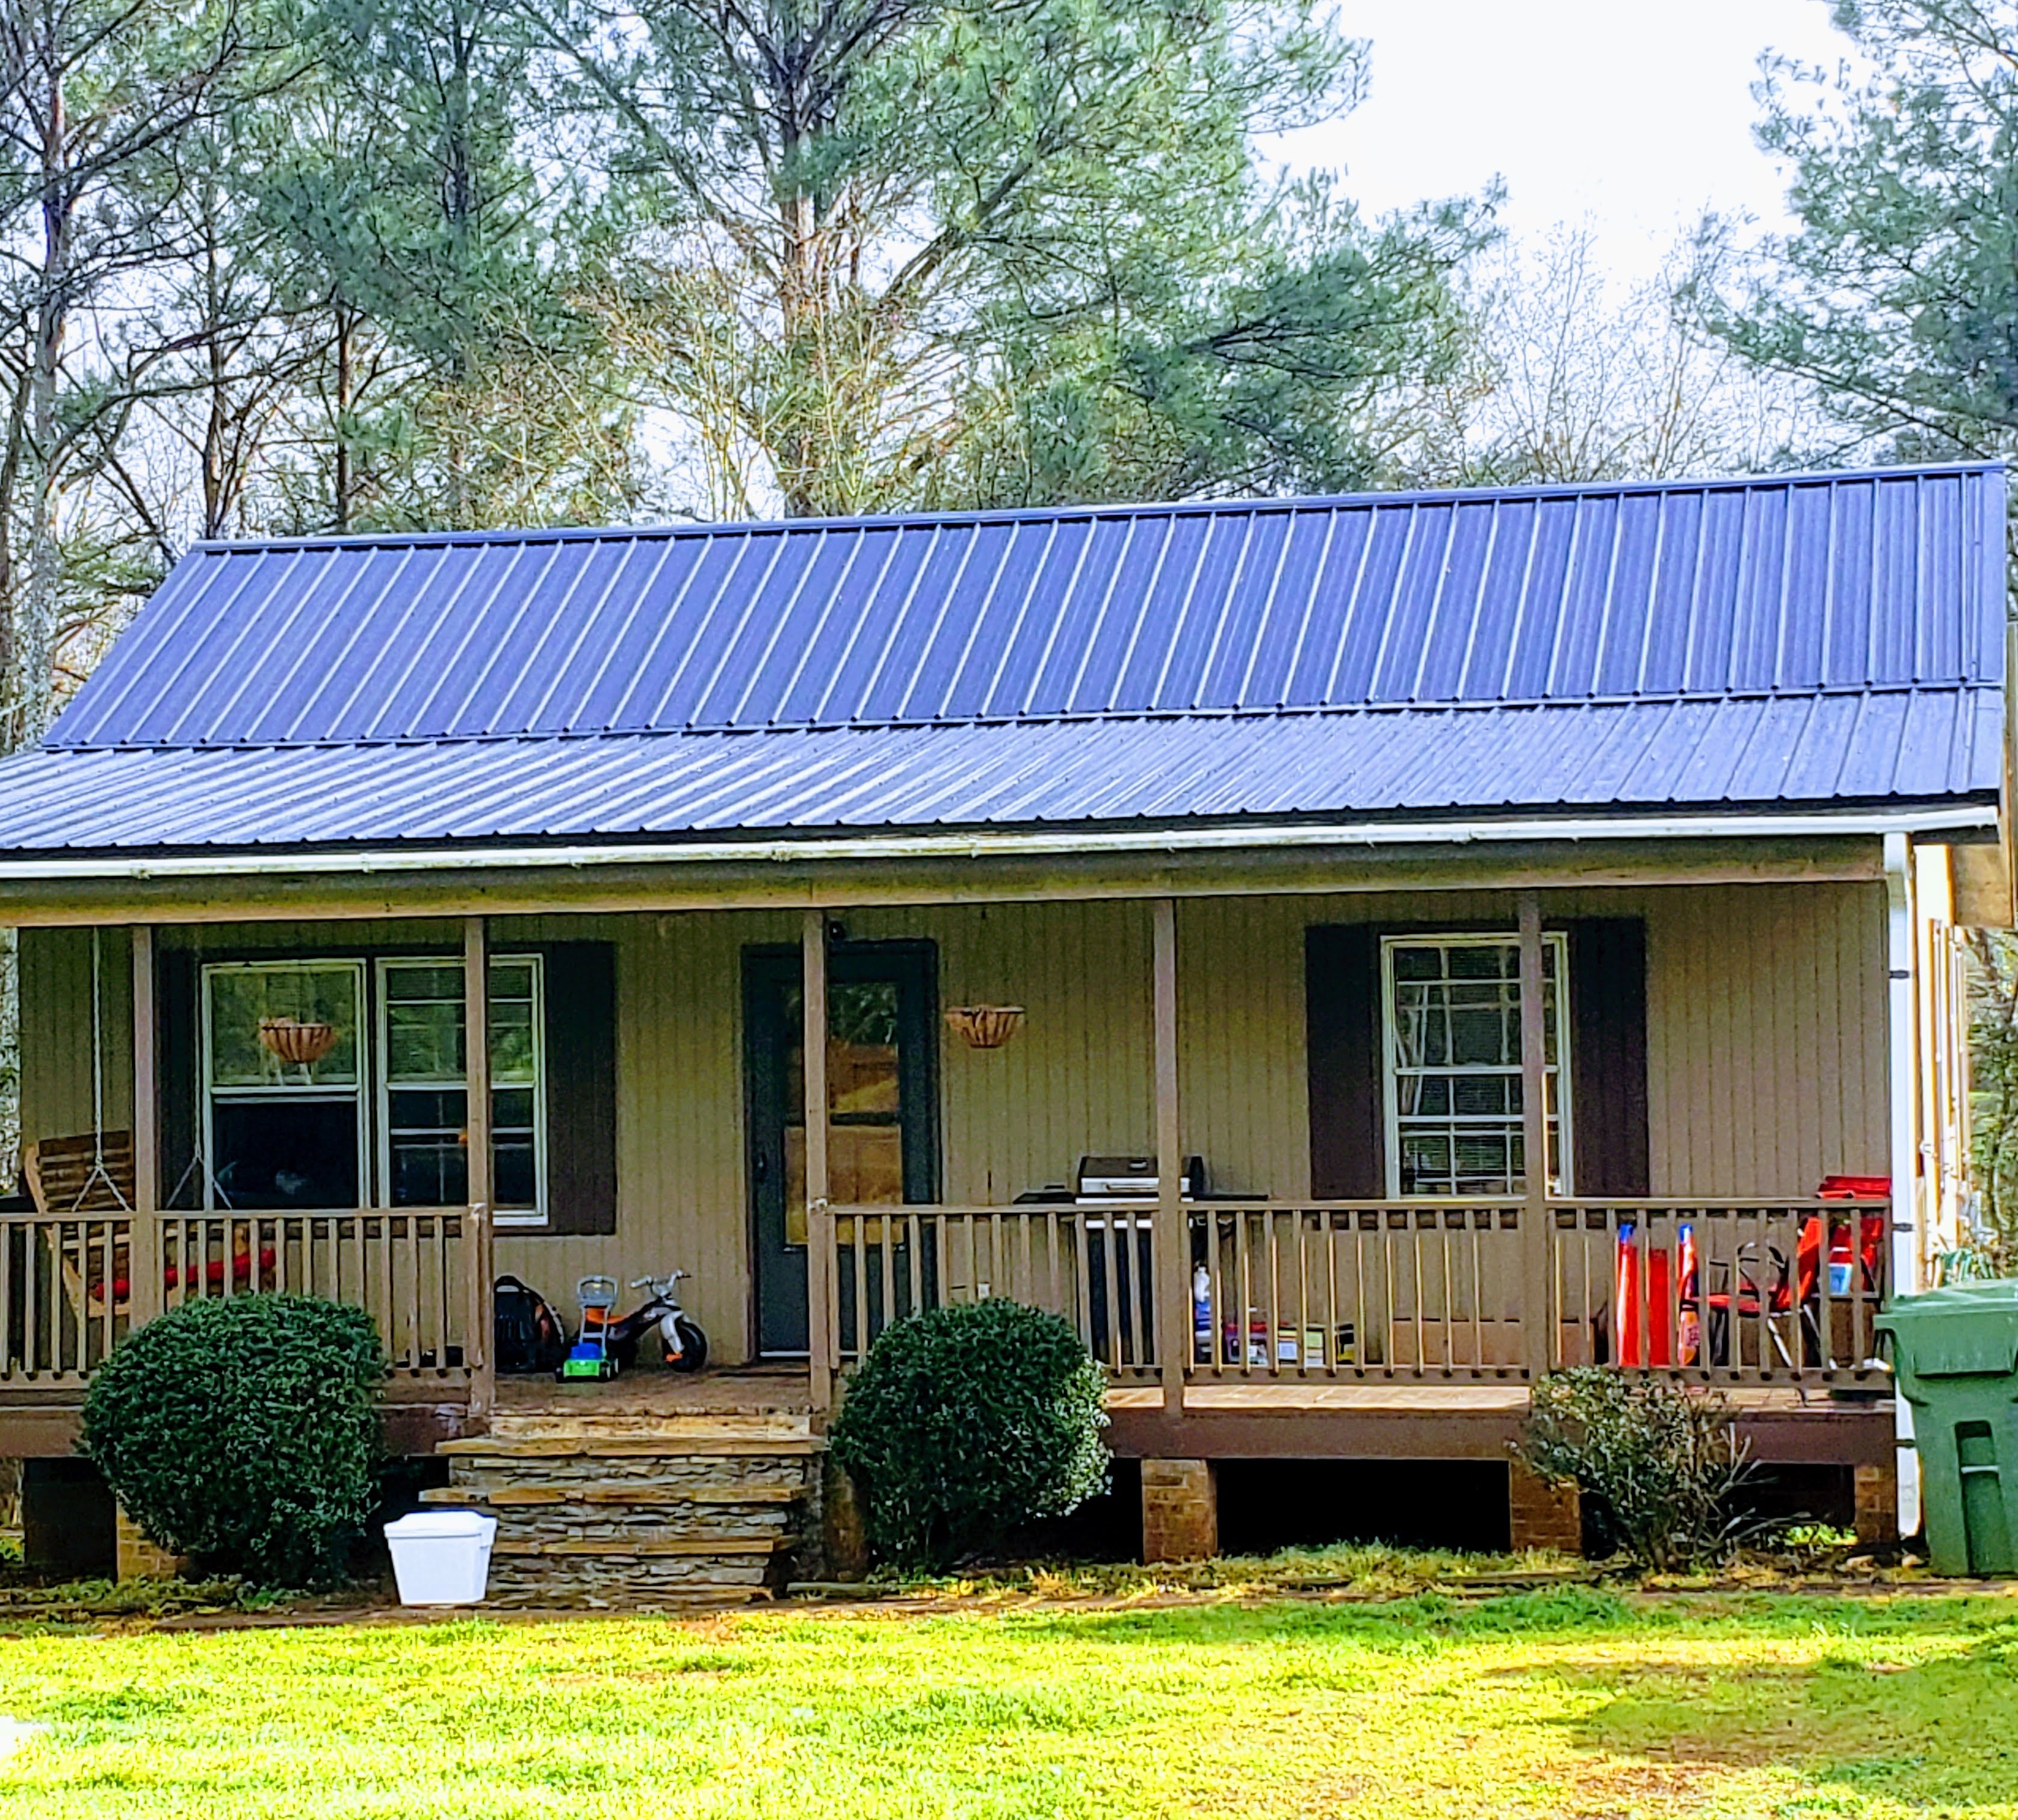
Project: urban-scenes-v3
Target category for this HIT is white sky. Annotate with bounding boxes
[1269,0,1859,276]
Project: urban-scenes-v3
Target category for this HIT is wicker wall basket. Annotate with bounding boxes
[257,1017,338,1066]
[944,1005,1025,1050]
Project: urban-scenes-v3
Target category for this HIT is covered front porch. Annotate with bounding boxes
[0,831,1964,1502]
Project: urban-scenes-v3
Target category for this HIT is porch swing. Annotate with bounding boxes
[25,932,275,1317]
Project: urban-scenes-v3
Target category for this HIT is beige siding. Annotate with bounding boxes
[14,881,1893,1358]
[19,925,131,1145]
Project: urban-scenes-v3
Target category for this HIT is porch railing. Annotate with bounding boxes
[826,1196,1896,1390]
[0,1212,133,1380]
[1553,1199,1892,1384]
[826,1204,1161,1385]
[0,1206,486,1390]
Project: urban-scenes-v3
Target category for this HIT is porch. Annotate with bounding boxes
[0,861,1942,1485]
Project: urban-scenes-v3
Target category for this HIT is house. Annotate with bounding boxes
[0,462,2002,1583]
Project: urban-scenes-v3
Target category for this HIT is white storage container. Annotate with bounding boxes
[385,1509,497,1605]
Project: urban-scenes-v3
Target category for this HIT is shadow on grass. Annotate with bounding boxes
[1556,1614,2018,1812]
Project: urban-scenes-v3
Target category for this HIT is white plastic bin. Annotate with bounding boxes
[385,1509,498,1605]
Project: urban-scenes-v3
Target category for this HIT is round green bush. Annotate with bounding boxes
[82,1295,385,1587]
[828,1298,1109,1570]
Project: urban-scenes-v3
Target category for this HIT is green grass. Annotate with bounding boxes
[1,1590,2016,1817]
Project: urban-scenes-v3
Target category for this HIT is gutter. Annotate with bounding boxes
[0,804,1993,883]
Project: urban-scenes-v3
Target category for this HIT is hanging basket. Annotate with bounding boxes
[258,1017,338,1066]
[944,1005,1025,1050]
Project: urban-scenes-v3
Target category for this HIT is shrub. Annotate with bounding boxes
[1519,1368,1760,1571]
[82,1295,384,1587]
[829,1299,1109,1571]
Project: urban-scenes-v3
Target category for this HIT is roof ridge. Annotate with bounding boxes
[182,461,2008,557]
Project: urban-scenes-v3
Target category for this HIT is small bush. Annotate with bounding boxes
[829,1299,1109,1571]
[82,1296,384,1588]
[1519,1367,1759,1571]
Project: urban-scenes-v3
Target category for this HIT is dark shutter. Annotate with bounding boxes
[158,947,199,1210]
[541,943,617,1235]
[1567,918,1650,1196]
[1305,925,1384,1198]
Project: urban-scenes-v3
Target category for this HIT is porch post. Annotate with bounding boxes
[463,915,495,1423]
[128,926,161,1326]
[803,909,834,1413]
[1516,891,1552,1378]
[1153,898,1185,1412]
[1883,832,1922,1536]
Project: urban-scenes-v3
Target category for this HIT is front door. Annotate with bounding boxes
[743,941,938,1355]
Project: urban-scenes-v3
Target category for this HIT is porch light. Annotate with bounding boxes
[944,1005,1024,1050]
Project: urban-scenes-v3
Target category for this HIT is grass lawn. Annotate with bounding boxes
[1,1588,2016,1818]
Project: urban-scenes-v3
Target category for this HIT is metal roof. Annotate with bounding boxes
[0,463,2002,854]
[0,689,1996,851]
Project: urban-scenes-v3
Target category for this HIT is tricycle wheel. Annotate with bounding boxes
[667,1316,708,1372]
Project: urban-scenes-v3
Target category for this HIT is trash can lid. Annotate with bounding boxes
[1876,1279,2018,1375]
[384,1509,496,1540]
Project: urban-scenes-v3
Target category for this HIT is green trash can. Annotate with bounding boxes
[1877,1281,2018,1576]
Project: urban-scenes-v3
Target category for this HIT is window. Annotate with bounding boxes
[377,957,545,1222]
[203,962,365,1210]
[200,955,545,1220]
[1380,934,1571,1198]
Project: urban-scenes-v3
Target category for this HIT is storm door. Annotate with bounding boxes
[743,942,938,1355]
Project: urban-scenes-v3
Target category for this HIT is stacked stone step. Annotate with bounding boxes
[430,1413,823,1608]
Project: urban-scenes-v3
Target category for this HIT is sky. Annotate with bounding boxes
[1271,0,1859,278]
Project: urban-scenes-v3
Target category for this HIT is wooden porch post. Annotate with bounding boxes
[1517,892,1552,1379]
[463,915,495,1423]
[128,926,161,1326]
[1153,899,1185,1413]
[803,909,834,1413]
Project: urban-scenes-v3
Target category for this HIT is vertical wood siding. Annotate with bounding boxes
[15,880,1892,1359]
[19,925,132,1145]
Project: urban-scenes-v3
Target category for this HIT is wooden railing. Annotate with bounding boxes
[1190,1201,1529,1379]
[827,1196,1897,1390]
[0,1213,134,1381]
[826,1204,1162,1383]
[1553,1199,1892,1384]
[0,1206,486,1391]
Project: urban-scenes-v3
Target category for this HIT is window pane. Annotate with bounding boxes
[490,1000,536,1084]
[493,1139,536,1209]
[829,980,900,1115]
[1453,1074,1514,1117]
[1447,944,1508,979]
[212,1100,359,1208]
[209,967,360,1088]
[388,1088,468,1207]
[388,997,464,1082]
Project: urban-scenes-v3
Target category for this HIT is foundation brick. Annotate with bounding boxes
[1142,1458,1218,1563]
[1508,1460,1582,1555]
[114,1503,184,1581]
[1854,1461,1899,1546]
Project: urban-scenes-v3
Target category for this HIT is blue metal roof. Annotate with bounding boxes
[0,692,1995,850]
[0,464,2001,853]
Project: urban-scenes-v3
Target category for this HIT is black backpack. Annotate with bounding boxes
[494,1274,568,1375]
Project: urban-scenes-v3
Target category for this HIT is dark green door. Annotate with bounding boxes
[743,941,938,1356]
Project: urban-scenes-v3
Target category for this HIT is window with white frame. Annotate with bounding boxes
[203,961,367,1210]
[377,957,545,1221]
[201,956,546,1220]
[1380,934,1571,1198]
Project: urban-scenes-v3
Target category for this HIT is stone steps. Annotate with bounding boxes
[426,1481,804,1508]
[440,1418,824,1607]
